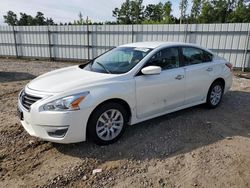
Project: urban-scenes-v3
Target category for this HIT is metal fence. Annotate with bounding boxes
[0,23,249,69]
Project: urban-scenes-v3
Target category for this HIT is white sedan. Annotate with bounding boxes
[18,42,233,145]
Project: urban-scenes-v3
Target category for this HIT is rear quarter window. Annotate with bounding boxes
[203,51,213,62]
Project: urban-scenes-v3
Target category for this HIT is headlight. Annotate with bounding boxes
[43,92,89,111]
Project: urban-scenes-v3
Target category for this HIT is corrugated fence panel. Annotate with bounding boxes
[15,26,50,58]
[0,23,249,68]
[0,26,16,56]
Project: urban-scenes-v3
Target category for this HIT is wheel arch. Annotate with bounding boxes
[206,77,225,108]
[211,77,225,90]
[96,98,132,120]
[86,98,132,134]
[206,77,226,101]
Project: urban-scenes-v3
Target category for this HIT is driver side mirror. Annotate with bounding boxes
[141,66,161,75]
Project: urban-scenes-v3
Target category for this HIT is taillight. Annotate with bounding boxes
[225,63,233,71]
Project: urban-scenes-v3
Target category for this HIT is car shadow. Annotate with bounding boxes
[54,90,250,162]
[0,71,36,82]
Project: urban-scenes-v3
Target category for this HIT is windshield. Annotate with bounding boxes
[85,47,152,74]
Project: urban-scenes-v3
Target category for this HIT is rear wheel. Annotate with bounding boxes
[206,81,224,108]
[87,102,128,145]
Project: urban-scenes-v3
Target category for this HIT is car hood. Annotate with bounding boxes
[27,66,117,93]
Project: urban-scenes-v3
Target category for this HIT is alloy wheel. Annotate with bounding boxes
[96,109,124,141]
[210,85,222,106]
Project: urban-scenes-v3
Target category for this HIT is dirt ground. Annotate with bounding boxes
[0,58,250,188]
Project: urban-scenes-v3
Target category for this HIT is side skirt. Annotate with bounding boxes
[130,100,206,125]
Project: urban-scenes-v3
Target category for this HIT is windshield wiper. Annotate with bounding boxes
[95,62,111,74]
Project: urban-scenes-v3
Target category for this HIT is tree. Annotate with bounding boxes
[113,0,132,24]
[18,13,30,25]
[3,10,55,26]
[179,0,188,24]
[190,0,202,23]
[199,0,214,23]
[144,3,164,22]
[197,0,247,23]
[27,15,36,25]
[130,0,144,24]
[46,18,55,25]
[72,12,92,25]
[163,1,174,23]
[35,12,46,25]
[77,12,85,25]
[227,0,250,22]
[113,0,144,24]
[3,11,18,25]
[212,0,230,23]
[18,13,39,25]
[143,1,174,24]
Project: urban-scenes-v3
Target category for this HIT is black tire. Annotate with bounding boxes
[87,102,128,145]
[206,81,224,108]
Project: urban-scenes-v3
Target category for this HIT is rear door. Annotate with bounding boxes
[181,47,214,105]
[135,47,186,119]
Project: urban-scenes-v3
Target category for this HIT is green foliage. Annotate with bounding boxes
[145,3,164,22]
[113,0,174,24]
[179,0,188,24]
[3,11,18,25]
[46,18,55,25]
[227,0,250,23]
[113,0,250,24]
[35,12,46,25]
[197,0,250,23]
[130,0,144,23]
[76,12,85,25]
[163,1,174,23]
[190,0,202,23]
[3,11,55,26]
[73,13,92,25]
[198,0,214,23]
[113,0,144,24]
[3,0,250,26]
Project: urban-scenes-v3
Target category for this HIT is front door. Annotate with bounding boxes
[135,47,185,119]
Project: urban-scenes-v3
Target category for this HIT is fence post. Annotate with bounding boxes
[47,25,53,61]
[184,23,189,43]
[132,24,134,43]
[86,19,90,61]
[242,24,250,72]
[12,26,18,58]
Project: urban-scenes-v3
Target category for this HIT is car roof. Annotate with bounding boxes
[120,41,213,54]
[120,42,168,49]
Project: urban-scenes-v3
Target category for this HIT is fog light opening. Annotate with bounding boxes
[47,127,68,138]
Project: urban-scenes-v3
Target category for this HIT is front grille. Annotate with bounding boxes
[21,92,42,111]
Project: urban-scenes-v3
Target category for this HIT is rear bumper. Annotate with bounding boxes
[224,72,233,94]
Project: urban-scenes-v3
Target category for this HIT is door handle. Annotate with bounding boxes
[206,67,213,72]
[175,75,184,80]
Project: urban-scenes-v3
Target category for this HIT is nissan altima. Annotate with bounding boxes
[17,42,233,145]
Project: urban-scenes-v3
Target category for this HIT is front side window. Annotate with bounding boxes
[182,47,213,65]
[85,47,152,74]
[146,47,180,70]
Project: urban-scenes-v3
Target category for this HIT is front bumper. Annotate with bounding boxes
[18,93,93,144]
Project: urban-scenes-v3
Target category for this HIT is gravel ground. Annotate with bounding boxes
[0,58,250,188]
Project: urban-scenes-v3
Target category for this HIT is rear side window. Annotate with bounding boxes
[146,47,180,70]
[182,47,213,65]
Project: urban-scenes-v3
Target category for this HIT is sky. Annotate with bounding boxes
[0,0,186,25]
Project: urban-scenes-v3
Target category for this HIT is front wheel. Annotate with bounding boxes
[206,81,224,108]
[87,102,128,145]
